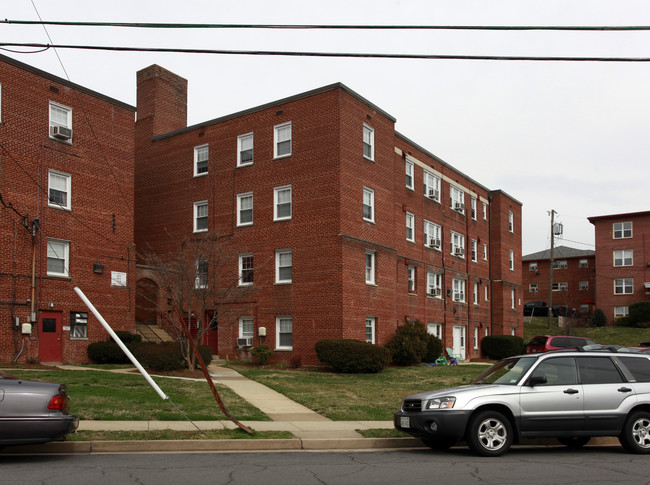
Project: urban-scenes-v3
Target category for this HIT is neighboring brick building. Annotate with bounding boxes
[134,65,522,364]
[588,211,650,324]
[522,246,596,315]
[0,54,135,363]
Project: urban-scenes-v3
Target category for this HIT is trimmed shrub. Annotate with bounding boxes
[87,340,130,364]
[592,308,607,327]
[482,335,524,360]
[111,331,142,345]
[132,342,185,371]
[250,344,273,366]
[629,302,650,328]
[385,320,429,365]
[196,345,213,367]
[315,339,391,373]
[423,334,443,363]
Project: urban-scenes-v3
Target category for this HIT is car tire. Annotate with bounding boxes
[558,436,590,448]
[619,411,650,454]
[466,410,513,457]
[421,438,456,450]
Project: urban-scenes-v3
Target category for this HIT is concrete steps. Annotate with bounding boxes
[136,322,175,343]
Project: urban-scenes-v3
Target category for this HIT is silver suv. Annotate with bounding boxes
[394,351,650,456]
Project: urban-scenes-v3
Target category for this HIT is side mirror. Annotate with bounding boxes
[529,375,547,387]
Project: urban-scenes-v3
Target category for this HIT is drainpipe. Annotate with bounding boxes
[30,218,39,323]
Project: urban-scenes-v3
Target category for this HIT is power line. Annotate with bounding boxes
[5,20,650,31]
[3,43,650,62]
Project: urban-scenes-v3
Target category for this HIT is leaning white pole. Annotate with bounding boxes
[74,287,168,401]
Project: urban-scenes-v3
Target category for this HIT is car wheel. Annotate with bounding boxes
[619,411,650,454]
[558,436,590,448]
[466,410,513,457]
[421,438,456,450]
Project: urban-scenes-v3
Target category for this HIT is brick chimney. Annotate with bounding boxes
[136,65,187,137]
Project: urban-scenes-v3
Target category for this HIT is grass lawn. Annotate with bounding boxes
[524,317,650,347]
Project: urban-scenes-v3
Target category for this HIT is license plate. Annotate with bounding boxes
[400,416,410,428]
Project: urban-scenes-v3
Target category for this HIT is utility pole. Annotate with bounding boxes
[547,210,555,329]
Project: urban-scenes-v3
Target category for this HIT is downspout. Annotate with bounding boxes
[30,218,39,323]
[487,193,493,338]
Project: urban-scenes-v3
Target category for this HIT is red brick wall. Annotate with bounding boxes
[0,55,135,363]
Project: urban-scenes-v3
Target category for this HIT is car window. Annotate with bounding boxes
[528,337,547,346]
[472,357,536,385]
[619,356,650,382]
[529,357,577,386]
[577,357,624,384]
[550,337,570,348]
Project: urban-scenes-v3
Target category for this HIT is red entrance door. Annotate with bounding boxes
[39,311,62,362]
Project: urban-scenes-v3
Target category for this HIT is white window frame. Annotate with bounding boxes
[529,262,538,272]
[424,220,441,249]
[365,251,376,285]
[579,281,589,290]
[509,250,515,271]
[471,197,477,220]
[423,170,441,201]
[363,124,374,161]
[47,238,70,277]
[405,160,414,190]
[614,306,629,318]
[239,317,254,339]
[508,211,514,233]
[484,284,489,302]
[450,185,465,213]
[614,250,633,267]
[427,323,442,339]
[237,192,254,226]
[613,221,632,239]
[407,265,416,293]
[49,101,72,141]
[511,288,516,309]
[276,316,293,350]
[239,253,254,286]
[482,202,488,220]
[70,312,88,339]
[473,282,479,305]
[552,282,568,291]
[193,144,209,176]
[451,231,465,258]
[193,200,208,233]
[366,317,376,344]
[48,170,71,210]
[363,186,375,223]
[426,271,442,298]
[471,239,478,262]
[195,259,208,289]
[274,185,292,221]
[274,122,292,159]
[483,243,488,261]
[614,278,633,295]
[406,212,415,242]
[529,283,538,293]
[578,259,588,268]
[474,326,479,350]
[237,132,254,166]
[452,278,466,302]
[275,249,292,284]
[552,260,568,269]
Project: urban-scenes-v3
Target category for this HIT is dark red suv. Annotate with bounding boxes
[526,335,596,353]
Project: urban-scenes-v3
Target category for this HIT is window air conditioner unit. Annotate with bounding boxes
[52,126,72,140]
[430,238,440,248]
[428,189,439,199]
[237,337,253,348]
[454,247,464,256]
[454,202,464,212]
[428,288,441,297]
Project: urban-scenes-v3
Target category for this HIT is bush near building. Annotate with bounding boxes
[315,339,391,373]
[481,335,524,360]
[385,320,442,365]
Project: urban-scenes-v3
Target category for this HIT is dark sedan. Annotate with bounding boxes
[0,370,78,449]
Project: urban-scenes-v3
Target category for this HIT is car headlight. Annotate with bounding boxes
[425,397,456,409]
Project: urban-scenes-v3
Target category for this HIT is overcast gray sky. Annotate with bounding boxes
[3,0,649,255]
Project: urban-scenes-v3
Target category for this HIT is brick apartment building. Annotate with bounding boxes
[134,65,523,365]
[588,211,650,324]
[0,54,136,364]
[522,246,596,315]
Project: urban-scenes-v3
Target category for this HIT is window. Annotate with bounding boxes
[613,221,632,239]
[366,317,376,344]
[452,278,466,302]
[552,260,568,269]
[508,211,514,232]
[471,239,478,262]
[529,283,538,293]
[577,357,624,384]
[423,171,440,201]
[70,312,88,339]
[407,265,416,293]
[552,282,568,291]
[276,316,293,350]
[274,186,292,221]
[474,282,479,305]
[194,201,208,232]
[614,250,633,267]
[579,281,589,290]
[619,356,650,382]
[195,259,208,288]
[424,220,441,249]
[237,133,253,166]
[511,288,516,309]
[427,323,442,339]
[483,243,488,261]
[239,254,254,286]
[365,251,375,285]
[237,193,253,226]
[49,102,72,140]
[578,259,588,268]
[614,278,633,295]
[529,357,578,386]
[450,186,464,213]
[363,124,374,160]
[580,304,590,313]
[509,250,514,271]
[615,306,629,318]
[451,231,465,258]
[239,317,254,339]
[48,170,71,210]
[406,212,414,242]
[426,271,442,297]
[194,144,208,176]
[471,197,477,220]
[274,122,291,158]
[275,249,292,284]
[474,326,479,349]
[362,187,374,222]
[47,239,69,277]
[529,262,538,272]
[484,284,489,301]
[405,160,414,190]
[482,202,487,220]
